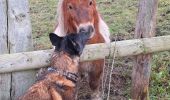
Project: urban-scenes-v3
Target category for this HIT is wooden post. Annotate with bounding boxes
[7,0,36,99]
[131,0,158,99]
[0,0,11,100]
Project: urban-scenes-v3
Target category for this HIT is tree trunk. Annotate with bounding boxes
[131,0,158,99]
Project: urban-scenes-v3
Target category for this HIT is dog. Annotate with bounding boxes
[20,28,92,100]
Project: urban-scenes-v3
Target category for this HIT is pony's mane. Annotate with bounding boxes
[54,0,110,43]
[54,0,66,36]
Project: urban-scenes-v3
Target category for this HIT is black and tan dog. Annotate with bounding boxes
[20,29,92,100]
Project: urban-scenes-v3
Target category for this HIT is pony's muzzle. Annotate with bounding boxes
[79,25,94,38]
[79,25,94,34]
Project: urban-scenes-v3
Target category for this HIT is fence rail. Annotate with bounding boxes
[0,35,170,74]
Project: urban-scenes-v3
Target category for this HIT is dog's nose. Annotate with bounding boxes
[79,25,94,34]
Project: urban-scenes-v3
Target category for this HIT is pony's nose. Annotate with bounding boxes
[79,25,94,34]
[88,25,94,33]
[79,28,86,33]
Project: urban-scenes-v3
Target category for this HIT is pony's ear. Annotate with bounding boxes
[49,33,63,50]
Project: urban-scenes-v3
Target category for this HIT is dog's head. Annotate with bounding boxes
[49,29,92,56]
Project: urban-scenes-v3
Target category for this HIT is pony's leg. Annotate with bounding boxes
[89,59,104,100]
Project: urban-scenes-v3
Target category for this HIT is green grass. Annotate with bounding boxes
[29,0,58,50]
[29,0,170,99]
[150,52,170,99]
[97,0,138,36]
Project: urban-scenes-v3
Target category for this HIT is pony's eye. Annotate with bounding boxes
[89,0,93,6]
[68,4,73,10]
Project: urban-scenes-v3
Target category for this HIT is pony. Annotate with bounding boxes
[54,0,110,99]
[20,29,92,100]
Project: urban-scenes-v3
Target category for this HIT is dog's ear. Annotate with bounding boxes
[49,33,63,50]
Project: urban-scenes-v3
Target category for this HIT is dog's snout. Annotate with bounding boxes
[79,25,94,34]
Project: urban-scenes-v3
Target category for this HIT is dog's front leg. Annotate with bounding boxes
[50,88,62,100]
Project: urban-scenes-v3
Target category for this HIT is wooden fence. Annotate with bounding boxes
[0,0,169,100]
[0,35,170,73]
[0,0,36,100]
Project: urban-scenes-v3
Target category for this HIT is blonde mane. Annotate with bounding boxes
[54,0,66,36]
[54,0,110,43]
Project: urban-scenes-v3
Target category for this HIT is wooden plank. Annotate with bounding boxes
[11,71,36,100]
[0,35,170,73]
[0,49,53,73]
[131,0,158,99]
[7,0,36,99]
[0,0,8,54]
[0,0,11,100]
[8,0,33,53]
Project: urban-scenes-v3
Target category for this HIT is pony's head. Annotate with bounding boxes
[57,0,99,38]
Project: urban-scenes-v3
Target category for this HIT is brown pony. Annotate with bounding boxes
[54,0,110,99]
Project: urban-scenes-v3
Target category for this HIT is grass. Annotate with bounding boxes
[150,52,170,99]
[29,0,58,50]
[29,0,170,99]
[97,0,138,37]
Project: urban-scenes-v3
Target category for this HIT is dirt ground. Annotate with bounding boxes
[77,56,133,100]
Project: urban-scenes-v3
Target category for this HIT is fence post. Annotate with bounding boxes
[7,0,36,99]
[131,0,158,99]
[0,0,11,100]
